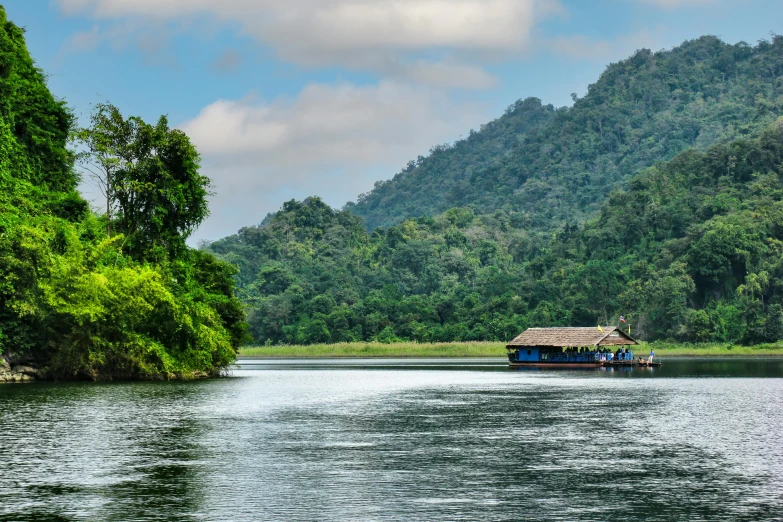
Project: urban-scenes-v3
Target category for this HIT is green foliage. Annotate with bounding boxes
[209,124,783,347]
[75,103,211,259]
[0,7,245,379]
[36,230,237,378]
[0,7,75,192]
[351,36,783,231]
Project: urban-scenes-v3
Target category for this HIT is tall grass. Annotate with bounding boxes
[239,341,505,358]
[640,340,783,356]
[238,340,783,358]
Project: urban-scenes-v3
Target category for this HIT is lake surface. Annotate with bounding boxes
[1,358,782,521]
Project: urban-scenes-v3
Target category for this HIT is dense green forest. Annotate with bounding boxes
[349,36,783,231]
[0,6,245,379]
[207,34,783,347]
[209,123,783,345]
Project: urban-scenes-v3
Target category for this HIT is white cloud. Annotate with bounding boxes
[548,30,661,61]
[211,49,242,72]
[57,18,178,66]
[56,0,560,89]
[60,24,102,53]
[181,81,487,175]
[178,81,489,239]
[394,60,499,90]
[57,0,543,50]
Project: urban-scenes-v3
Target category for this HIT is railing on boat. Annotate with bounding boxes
[546,352,635,363]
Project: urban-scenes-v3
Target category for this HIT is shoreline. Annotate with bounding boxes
[238,341,783,359]
[237,354,783,359]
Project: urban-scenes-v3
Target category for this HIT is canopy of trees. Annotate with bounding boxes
[207,34,783,347]
[208,123,783,346]
[0,6,245,379]
[75,103,211,259]
[350,36,783,231]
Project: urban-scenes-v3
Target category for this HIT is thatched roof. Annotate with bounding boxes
[506,327,637,347]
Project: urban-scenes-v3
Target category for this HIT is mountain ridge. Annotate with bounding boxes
[348,35,783,231]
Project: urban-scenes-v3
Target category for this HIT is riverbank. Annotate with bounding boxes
[642,341,783,357]
[239,342,505,358]
[238,341,783,358]
[0,354,226,383]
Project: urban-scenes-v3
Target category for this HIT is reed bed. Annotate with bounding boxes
[239,341,505,358]
[640,341,783,357]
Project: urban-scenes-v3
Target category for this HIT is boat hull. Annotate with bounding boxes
[509,361,662,368]
[509,362,603,368]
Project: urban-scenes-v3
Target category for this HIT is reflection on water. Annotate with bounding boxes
[237,356,783,377]
[1,358,782,521]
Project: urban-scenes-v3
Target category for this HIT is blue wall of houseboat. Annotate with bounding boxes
[508,348,637,363]
[515,347,539,362]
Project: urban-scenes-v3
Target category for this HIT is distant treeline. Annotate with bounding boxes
[208,123,783,345]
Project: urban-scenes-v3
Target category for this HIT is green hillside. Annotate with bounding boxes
[208,123,783,345]
[350,36,783,231]
[0,6,245,380]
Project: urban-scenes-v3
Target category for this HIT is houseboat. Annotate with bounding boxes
[506,327,661,367]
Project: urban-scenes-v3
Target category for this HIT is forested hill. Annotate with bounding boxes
[349,36,783,230]
[208,123,783,345]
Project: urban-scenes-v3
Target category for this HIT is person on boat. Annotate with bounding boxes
[648,349,655,364]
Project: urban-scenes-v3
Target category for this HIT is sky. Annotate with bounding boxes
[4,0,783,243]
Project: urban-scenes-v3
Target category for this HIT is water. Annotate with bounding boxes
[1,358,782,521]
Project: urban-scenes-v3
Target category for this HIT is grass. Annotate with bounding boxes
[641,340,783,357]
[238,340,783,358]
[239,341,506,358]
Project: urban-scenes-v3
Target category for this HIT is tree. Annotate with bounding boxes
[116,114,210,258]
[74,103,130,238]
[76,104,211,258]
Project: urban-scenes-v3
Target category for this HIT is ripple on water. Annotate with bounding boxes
[0,359,782,521]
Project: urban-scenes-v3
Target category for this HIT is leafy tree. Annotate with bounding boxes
[74,103,129,238]
[76,104,210,259]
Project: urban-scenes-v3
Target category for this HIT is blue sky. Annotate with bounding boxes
[5,0,783,241]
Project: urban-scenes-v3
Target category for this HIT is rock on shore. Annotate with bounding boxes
[0,357,40,383]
